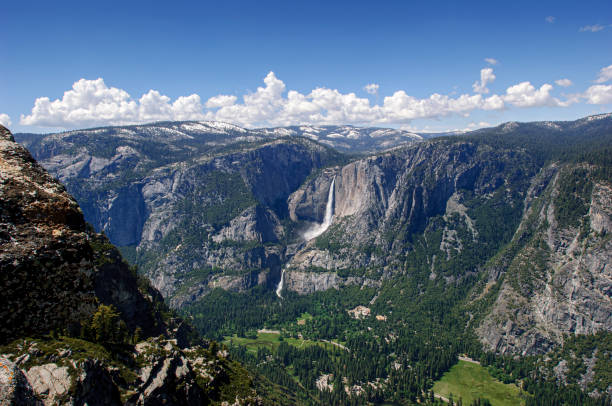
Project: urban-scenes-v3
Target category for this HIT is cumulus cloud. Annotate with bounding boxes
[502,82,570,107]
[20,78,205,128]
[0,114,11,127]
[205,94,238,108]
[364,83,380,95]
[484,58,498,66]
[545,16,556,23]
[579,24,606,32]
[583,85,612,104]
[595,64,612,83]
[472,68,496,94]
[21,69,580,129]
[555,78,573,87]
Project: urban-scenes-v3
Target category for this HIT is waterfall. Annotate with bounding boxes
[303,177,335,241]
[278,177,335,299]
[276,269,285,298]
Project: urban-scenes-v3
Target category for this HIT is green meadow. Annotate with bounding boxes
[223,331,340,354]
[433,360,527,405]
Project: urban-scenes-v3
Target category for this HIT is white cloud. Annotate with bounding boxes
[579,24,606,32]
[0,113,11,127]
[555,78,573,87]
[20,78,206,128]
[502,82,570,107]
[545,16,556,23]
[472,68,496,94]
[364,83,380,95]
[595,64,612,83]
[583,85,612,104]
[205,94,237,108]
[484,58,498,66]
[21,69,580,129]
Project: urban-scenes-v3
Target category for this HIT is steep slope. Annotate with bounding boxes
[284,139,538,294]
[476,164,612,355]
[284,114,612,354]
[0,125,261,405]
[16,123,346,307]
[0,126,162,342]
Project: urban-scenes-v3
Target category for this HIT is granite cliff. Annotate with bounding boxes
[476,163,612,355]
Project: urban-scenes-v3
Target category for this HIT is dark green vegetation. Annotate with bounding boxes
[476,332,612,406]
[184,277,479,404]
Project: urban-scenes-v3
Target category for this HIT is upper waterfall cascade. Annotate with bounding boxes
[302,177,336,241]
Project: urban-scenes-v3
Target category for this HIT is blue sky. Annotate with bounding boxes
[1,0,611,133]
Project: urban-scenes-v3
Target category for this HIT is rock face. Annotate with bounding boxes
[17,124,345,307]
[0,126,98,342]
[132,344,206,406]
[477,166,612,355]
[0,357,42,406]
[1,336,260,406]
[26,363,74,405]
[284,270,381,295]
[0,125,260,405]
[283,140,537,290]
[0,125,165,343]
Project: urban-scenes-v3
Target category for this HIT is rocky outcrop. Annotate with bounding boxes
[284,270,380,295]
[131,341,206,405]
[71,360,121,405]
[26,363,73,405]
[1,337,260,406]
[0,125,165,342]
[477,167,612,355]
[0,357,42,406]
[0,125,98,342]
[213,205,283,244]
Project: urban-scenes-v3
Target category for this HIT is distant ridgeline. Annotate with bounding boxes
[13,113,612,405]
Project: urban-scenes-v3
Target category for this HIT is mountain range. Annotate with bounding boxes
[2,113,611,405]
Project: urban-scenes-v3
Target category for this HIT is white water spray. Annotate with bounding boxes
[276,269,285,298]
[302,177,336,241]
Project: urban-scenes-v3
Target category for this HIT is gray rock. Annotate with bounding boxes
[477,174,612,355]
[133,354,206,406]
[25,363,71,406]
[285,270,380,295]
[0,357,42,406]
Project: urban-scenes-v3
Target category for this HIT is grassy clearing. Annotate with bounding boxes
[433,360,527,406]
[223,332,338,354]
